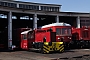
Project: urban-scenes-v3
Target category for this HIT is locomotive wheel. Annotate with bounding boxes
[41,49,44,54]
[81,45,84,49]
[38,48,44,54]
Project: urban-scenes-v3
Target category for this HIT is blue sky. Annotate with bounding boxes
[19,0,90,13]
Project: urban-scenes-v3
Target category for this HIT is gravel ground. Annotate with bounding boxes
[0,49,90,60]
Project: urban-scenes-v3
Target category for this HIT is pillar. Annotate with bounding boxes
[33,14,37,29]
[39,5,41,10]
[8,11,12,49]
[56,15,59,23]
[77,16,80,28]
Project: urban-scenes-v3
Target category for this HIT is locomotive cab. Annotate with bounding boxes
[72,26,90,48]
[41,22,72,49]
[21,29,34,50]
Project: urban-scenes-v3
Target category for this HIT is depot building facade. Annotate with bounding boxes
[0,0,89,49]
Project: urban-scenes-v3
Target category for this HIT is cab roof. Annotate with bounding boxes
[21,29,32,34]
[41,22,71,28]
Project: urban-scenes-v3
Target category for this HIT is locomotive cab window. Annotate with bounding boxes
[28,31,34,39]
[22,34,27,40]
[56,28,61,35]
[62,28,71,35]
[82,31,89,38]
[56,28,71,35]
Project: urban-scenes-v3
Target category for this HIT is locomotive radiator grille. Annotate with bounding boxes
[42,42,64,53]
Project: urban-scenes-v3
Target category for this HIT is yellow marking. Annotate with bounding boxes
[60,47,64,52]
[43,46,50,51]
[56,43,60,50]
[43,48,49,53]
[61,48,64,52]
[55,42,64,51]
[58,42,63,44]
[44,42,49,45]
[57,42,63,44]
[59,45,64,49]
[43,42,64,53]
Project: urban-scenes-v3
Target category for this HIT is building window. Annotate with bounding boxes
[80,22,85,27]
[41,6,44,10]
[8,3,17,8]
[41,6,59,12]
[43,6,46,11]
[19,4,25,9]
[25,5,29,9]
[0,2,8,6]
[80,20,85,22]
[0,2,1,6]
[55,7,59,12]
[80,20,90,27]
[0,2,17,8]
[19,4,39,10]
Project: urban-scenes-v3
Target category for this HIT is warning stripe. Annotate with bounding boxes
[60,47,64,52]
[59,45,64,52]
[43,46,50,51]
[44,44,49,48]
[43,48,49,53]
[59,44,64,47]
[51,42,64,52]
[42,43,50,53]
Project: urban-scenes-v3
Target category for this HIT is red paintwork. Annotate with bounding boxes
[41,26,72,43]
[72,26,90,41]
[21,36,28,50]
[13,28,31,49]
[35,30,51,42]
[20,29,56,50]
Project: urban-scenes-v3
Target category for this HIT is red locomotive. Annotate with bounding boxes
[72,26,90,48]
[41,22,72,49]
[12,28,32,49]
[20,28,64,53]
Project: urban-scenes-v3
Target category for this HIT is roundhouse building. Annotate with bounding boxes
[0,0,90,49]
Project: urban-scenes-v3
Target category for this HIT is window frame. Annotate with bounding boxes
[22,34,27,40]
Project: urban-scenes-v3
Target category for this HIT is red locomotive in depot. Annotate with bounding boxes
[20,28,64,53]
[72,26,90,48]
[12,26,64,53]
[12,28,32,49]
[41,22,72,49]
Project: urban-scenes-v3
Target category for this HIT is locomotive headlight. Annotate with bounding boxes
[68,37,71,39]
[68,37,70,38]
[80,37,83,40]
[69,37,71,39]
[33,42,35,44]
[58,37,60,40]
